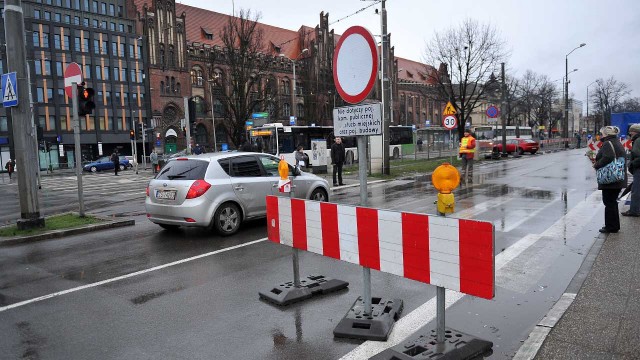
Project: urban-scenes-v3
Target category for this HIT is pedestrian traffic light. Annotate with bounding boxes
[136,123,143,140]
[129,129,135,140]
[77,85,96,116]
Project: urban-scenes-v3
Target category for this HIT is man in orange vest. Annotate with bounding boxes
[459,128,476,183]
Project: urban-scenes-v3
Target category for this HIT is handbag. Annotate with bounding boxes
[596,142,625,184]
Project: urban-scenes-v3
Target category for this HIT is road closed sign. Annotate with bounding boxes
[443,115,457,130]
[333,26,378,104]
[333,102,382,136]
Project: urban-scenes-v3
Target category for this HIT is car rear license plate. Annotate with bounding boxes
[156,190,177,200]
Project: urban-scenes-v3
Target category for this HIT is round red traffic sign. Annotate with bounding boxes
[64,62,83,98]
[443,115,457,130]
[333,26,378,104]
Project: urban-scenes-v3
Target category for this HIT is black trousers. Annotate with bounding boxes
[602,188,621,231]
[333,163,343,185]
[114,162,119,175]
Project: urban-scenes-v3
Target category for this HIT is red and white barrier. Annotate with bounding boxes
[266,196,495,300]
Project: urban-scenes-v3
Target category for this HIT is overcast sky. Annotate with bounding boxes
[183,0,640,110]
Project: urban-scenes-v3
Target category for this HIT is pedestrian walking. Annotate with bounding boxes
[622,124,640,217]
[417,138,423,152]
[193,143,203,155]
[575,132,582,148]
[459,128,476,183]
[331,137,345,186]
[4,159,14,179]
[592,126,627,233]
[111,151,120,176]
[294,146,309,171]
[150,148,159,175]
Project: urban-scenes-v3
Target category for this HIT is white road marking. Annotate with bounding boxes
[0,238,268,313]
[340,190,601,360]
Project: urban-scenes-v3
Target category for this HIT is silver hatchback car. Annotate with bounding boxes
[145,152,330,236]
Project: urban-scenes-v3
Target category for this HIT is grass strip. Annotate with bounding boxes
[0,213,103,237]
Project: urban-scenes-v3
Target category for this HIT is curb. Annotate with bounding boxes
[0,217,135,247]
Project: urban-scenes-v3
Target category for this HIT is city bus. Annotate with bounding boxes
[492,126,533,140]
[248,123,335,169]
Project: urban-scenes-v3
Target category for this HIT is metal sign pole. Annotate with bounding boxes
[290,178,300,287]
[358,135,372,315]
[142,123,147,170]
[450,129,453,164]
[71,83,84,216]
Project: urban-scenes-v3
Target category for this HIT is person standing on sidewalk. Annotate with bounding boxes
[592,126,627,233]
[150,148,159,175]
[331,137,345,186]
[622,124,640,217]
[111,151,120,176]
[4,159,14,179]
[459,128,476,183]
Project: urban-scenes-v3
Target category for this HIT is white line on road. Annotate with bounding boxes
[0,238,268,313]
[340,190,601,360]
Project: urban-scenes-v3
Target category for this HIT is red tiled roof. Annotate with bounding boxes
[397,57,437,85]
[176,3,312,59]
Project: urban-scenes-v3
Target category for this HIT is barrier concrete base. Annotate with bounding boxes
[369,327,493,360]
[333,296,403,341]
[258,275,348,306]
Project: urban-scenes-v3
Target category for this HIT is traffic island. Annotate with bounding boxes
[0,212,135,246]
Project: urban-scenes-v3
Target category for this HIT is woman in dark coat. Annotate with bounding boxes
[592,126,627,233]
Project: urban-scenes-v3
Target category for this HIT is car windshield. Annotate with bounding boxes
[98,157,110,162]
[156,159,209,180]
[524,139,537,143]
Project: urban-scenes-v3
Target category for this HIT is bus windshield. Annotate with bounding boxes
[473,126,494,140]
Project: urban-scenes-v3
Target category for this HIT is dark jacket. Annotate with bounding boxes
[295,151,308,168]
[629,133,640,174]
[111,153,119,163]
[594,135,627,190]
[331,142,345,165]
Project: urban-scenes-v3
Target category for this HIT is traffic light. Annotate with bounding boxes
[77,85,95,116]
[188,97,196,124]
[136,123,143,140]
[129,129,135,140]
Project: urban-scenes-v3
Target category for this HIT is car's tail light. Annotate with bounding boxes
[185,218,196,223]
[176,157,188,161]
[186,180,211,199]
[146,186,149,197]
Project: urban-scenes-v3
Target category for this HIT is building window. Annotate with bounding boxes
[128,44,134,58]
[34,10,40,19]
[168,47,174,67]
[118,24,124,32]
[105,91,111,104]
[83,18,89,27]
[109,4,114,15]
[176,83,181,95]
[101,2,106,14]
[95,65,101,80]
[190,67,203,86]
[64,14,71,24]
[74,37,81,51]
[46,88,53,102]
[214,99,224,117]
[160,81,164,94]
[84,64,91,78]
[281,79,290,95]
[121,67,126,81]
[0,116,7,132]
[101,21,107,29]
[101,41,108,55]
[297,104,304,118]
[93,39,99,54]
[54,34,61,49]
[92,19,98,28]
[111,42,117,56]
[103,66,109,80]
[83,38,89,52]
[74,16,80,25]
[33,32,40,47]
[56,61,63,75]
[83,0,89,10]
[170,77,175,93]
[42,33,49,47]
[193,96,206,117]
[115,92,121,104]
[38,116,46,129]
[44,60,51,75]
[63,35,70,50]
[119,43,125,57]
[34,60,42,75]
[283,103,291,117]
[54,13,61,22]
[44,11,51,20]
[60,115,68,131]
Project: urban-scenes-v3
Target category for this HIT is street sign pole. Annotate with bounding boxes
[184,96,192,155]
[4,0,44,229]
[71,83,85,216]
[142,123,147,170]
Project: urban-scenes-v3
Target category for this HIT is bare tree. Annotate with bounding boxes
[424,19,508,139]
[212,9,269,147]
[590,76,630,126]
[613,97,640,113]
[517,71,557,130]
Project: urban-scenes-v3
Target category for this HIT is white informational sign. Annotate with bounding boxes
[58,144,64,156]
[311,139,327,166]
[332,102,382,137]
[278,179,291,193]
[98,142,103,156]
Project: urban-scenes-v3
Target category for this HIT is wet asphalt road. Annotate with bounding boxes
[0,149,606,359]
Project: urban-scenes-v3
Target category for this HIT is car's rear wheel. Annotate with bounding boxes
[213,202,241,236]
[310,188,328,202]
[158,224,180,231]
[90,166,98,172]
[119,164,126,171]
[530,150,537,154]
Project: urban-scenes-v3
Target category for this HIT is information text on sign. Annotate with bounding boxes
[332,103,382,137]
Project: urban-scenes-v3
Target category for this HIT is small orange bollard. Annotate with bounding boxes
[431,162,460,214]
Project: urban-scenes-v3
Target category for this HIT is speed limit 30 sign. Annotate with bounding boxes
[443,115,457,129]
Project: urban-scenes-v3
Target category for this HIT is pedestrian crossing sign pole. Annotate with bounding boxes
[1,72,19,107]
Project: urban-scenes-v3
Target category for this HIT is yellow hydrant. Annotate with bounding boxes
[431,162,460,214]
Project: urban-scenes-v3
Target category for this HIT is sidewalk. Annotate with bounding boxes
[528,211,640,359]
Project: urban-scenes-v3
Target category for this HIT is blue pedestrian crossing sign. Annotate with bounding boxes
[1,72,18,107]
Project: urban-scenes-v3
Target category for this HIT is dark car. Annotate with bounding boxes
[83,156,130,172]
[493,138,539,155]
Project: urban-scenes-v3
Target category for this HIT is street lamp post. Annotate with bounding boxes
[208,74,220,152]
[280,49,308,124]
[586,80,597,134]
[564,43,586,147]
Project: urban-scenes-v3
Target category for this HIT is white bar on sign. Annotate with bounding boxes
[278,197,293,246]
[305,201,323,255]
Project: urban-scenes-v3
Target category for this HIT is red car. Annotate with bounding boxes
[493,138,539,155]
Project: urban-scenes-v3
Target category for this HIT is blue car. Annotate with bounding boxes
[83,156,130,172]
